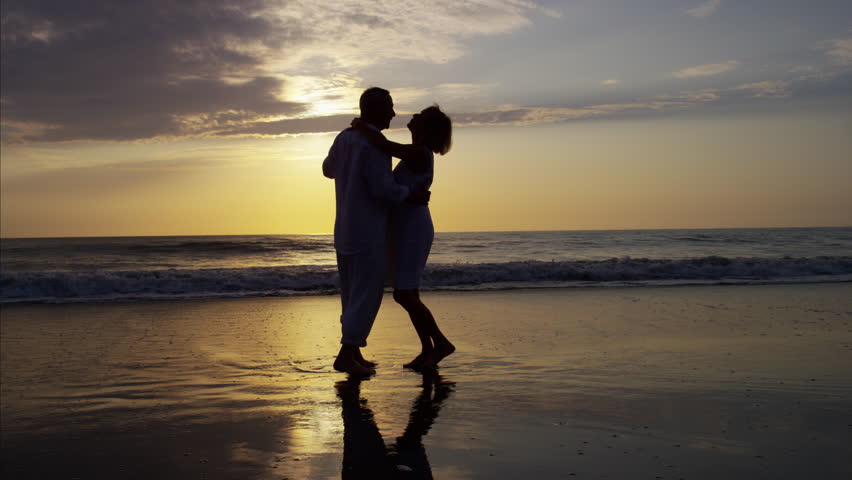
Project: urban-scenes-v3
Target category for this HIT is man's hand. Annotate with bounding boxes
[406,187,431,206]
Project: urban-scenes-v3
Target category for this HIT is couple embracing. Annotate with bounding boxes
[322,87,455,377]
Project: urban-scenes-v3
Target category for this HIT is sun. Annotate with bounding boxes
[285,75,361,118]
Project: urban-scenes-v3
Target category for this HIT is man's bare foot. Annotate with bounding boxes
[354,348,377,368]
[334,351,375,377]
[431,341,456,366]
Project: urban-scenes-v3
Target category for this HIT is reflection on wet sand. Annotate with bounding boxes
[337,372,455,479]
[3,286,851,479]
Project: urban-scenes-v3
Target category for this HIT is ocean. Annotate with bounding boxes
[1,227,851,303]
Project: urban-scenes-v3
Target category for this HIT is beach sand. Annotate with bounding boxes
[2,283,851,479]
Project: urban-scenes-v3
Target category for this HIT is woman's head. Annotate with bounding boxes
[409,105,452,155]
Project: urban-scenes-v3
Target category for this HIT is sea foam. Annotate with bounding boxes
[2,256,850,303]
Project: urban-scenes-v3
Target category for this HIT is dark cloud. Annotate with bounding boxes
[211,68,852,137]
[210,106,642,137]
[213,113,425,137]
[0,0,307,142]
[790,71,852,99]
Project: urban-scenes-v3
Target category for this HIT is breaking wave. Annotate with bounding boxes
[2,256,850,304]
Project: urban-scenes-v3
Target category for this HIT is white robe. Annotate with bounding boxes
[323,127,409,254]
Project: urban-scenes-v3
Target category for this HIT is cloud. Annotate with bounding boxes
[656,90,721,103]
[789,65,817,74]
[389,82,498,111]
[660,81,792,104]
[212,97,716,137]
[825,35,852,66]
[734,80,792,98]
[277,1,535,68]
[450,102,695,126]
[665,69,851,103]
[686,0,721,18]
[1,0,309,142]
[213,114,355,137]
[511,0,562,19]
[1,0,545,143]
[601,79,621,87]
[214,68,852,137]
[673,61,739,78]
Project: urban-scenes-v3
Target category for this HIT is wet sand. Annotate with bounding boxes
[2,283,851,479]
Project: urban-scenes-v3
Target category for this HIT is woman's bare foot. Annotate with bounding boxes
[403,352,432,370]
[334,348,375,377]
[431,341,455,366]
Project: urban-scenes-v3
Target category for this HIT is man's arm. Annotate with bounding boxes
[322,152,335,179]
[322,137,338,179]
[361,145,410,204]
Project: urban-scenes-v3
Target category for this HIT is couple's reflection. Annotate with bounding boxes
[336,371,455,479]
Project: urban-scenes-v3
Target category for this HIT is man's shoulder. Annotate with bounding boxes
[334,128,366,145]
[335,129,386,157]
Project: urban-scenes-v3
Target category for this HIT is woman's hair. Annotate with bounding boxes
[420,105,452,155]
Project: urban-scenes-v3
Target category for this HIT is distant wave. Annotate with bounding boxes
[675,235,755,243]
[2,256,851,304]
[128,238,335,256]
[4,237,333,258]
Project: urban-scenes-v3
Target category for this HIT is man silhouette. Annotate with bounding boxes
[323,87,428,376]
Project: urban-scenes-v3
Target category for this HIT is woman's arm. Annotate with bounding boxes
[380,139,431,173]
[351,119,431,173]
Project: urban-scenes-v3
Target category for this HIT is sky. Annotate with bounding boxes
[1,0,851,237]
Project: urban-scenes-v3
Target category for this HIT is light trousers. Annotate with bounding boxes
[337,248,386,347]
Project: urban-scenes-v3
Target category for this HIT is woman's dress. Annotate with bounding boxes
[389,147,434,290]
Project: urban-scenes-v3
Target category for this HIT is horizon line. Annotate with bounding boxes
[2,225,850,240]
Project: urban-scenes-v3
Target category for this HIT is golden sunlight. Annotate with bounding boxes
[284,75,361,118]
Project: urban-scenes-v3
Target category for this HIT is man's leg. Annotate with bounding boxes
[336,254,376,368]
[334,253,372,376]
[335,249,385,376]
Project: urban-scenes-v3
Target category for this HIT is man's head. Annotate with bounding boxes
[359,87,395,130]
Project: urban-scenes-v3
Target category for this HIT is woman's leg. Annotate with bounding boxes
[394,289,455,368]
[394,289,433,367]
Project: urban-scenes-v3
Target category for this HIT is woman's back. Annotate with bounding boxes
[393,147,434,193]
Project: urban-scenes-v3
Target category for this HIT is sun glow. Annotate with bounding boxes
[285,75,361,118]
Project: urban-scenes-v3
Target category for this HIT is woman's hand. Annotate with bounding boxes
[406,186,431,206]
[350,119,390,153]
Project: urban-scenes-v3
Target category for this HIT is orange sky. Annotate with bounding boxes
[1,1,851,237]
[3,108,850,237]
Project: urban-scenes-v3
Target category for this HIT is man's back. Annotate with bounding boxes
[323,129,409,254]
